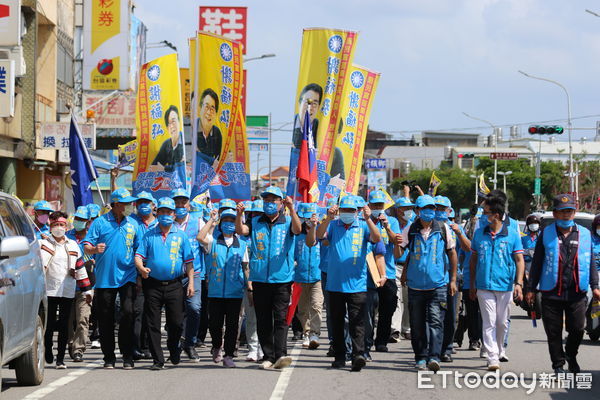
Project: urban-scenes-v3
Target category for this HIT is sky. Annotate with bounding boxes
[134,0,600,173]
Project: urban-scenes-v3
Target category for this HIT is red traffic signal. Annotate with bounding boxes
[528,125,564,134]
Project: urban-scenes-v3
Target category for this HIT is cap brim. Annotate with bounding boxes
[157,206,175,211]
[118,196,138,203]
[369,200,386,204]
[555,206,576,210]
[36,207,54,212]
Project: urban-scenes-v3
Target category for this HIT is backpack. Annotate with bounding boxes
[406,218,448,254]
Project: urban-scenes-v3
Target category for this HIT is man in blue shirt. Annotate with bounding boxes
[172,188,204,361]
[33,200,53,239]
[135,197,195,371]
[83,188,139,369]
[311,195,384,371]
[469,193,524,371]
[398,195,458,372]
[235,186,302,370]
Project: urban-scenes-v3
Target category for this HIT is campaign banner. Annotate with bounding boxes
[190,32,245,200]
[286,28,358,202]
[133,53,186,198]
[199,6,248,54]
[83,92,137,128]
[180,68,191,119]
[83,0,131,90]
[117,139,137,168]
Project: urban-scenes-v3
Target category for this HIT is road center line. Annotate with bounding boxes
[269,342,303,400]
[22,358,103,400]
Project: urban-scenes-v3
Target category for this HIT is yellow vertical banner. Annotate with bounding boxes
[191,32,249,200]
[133,53,186,198]
[180,68,191,119]
[332,65,380,194]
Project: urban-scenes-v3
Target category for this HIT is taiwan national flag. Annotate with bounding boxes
[69,115,98,208]
[296,110,318,202]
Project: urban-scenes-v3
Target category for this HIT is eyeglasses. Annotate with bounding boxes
[202,103,216,113]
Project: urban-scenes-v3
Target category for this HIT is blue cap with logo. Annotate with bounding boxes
[326,198,338,209]
[156,197,176,210]
[220,209,237,219]
[219,198,237,210]
[34,200,54,212]
[111,188,137,203]
[434,195,451,208]
[553,193,577,210]
[261,186,284,199]
[136,191,155,203]
[339,196,358,210]
[415,195,436,208]
[73,206,90,220]
[354,196,366,208]
[251,199,264,212]
[242,200,252,210]
[368,190,386,204]
[171,188,190,199]
[395,197,415,208]
[190,200,205,213]
[298,202,318,218]
[87,203,101,218]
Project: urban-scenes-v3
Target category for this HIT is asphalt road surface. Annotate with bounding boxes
[3,305,600,400]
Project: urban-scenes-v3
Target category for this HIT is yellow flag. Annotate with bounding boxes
[378,186,395,210]
[428,171,442,196]
[479,173,491,195]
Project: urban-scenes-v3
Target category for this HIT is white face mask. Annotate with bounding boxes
[51,226,66,238]
[403,210,414,220]
[122,204,134,217]
[528,223,539,232]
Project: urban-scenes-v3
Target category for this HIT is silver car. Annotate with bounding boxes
[0,192,47,385]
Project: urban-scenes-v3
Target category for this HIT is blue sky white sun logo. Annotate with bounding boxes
[147,65,160,81]
[328,35,343,53]
[220,43,233,61]
[350,71,365,89]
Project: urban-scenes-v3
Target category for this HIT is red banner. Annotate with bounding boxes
[199,6,248,54]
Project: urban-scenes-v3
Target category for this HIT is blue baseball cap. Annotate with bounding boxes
[34,200,54,212]
[298,202,318,218]
[220,209,237,219]
[261,186,284,199]
[87,203,101,218]
[368,190,386,204]
[242,200,252,210]
[219,199,237,210]
[326,198,338,209]
[171,188,190,199]
[136,191,155,203]
[395,197,415,208]
[339,196,358,210]
[354,196,366,208]
[553,194,577,210]
[415,195,436,208]
[251,199,264,212]
[156,197,176,210]
[73,206,90,220]
[111,188,137,203]
[190,200,205,213]
[434,195,451,208]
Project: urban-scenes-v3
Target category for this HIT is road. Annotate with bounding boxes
[2,305,599,400]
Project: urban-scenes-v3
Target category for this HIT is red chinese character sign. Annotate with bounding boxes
[199,6,248,54]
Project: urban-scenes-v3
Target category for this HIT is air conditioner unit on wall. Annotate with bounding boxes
[0,46,26,77]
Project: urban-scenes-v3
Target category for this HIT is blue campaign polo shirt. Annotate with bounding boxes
[471,222,524,292]
[325,218,376,293]
[374,216,400,279]
[36,224,50,239]
[132,214,159,238]
[136,225,194,281]
[82,211,139,288]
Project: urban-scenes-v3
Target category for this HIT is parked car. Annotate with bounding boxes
[0,192,47,385]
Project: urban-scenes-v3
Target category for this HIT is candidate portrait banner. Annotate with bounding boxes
[133,53,186,198]
[191,32,244,200]
[286,28,358,202]
[321,65,380,201]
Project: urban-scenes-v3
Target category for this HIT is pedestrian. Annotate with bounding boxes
[469,192,524,371]
[398,195,458,372]
[235,186,302,370]
[311,195,385,371]
[83,188,139,369]
[134,197,195,371]
[198,208,249,368]
[85,203,102,349]
[41,211,93,369]
[172,188,204,362]
[66,206,95,363]
[33,200,54,239]
[294,202,323,350]
[527,194,600,374]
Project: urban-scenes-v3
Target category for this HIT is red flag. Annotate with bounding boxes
[296,110,318,202]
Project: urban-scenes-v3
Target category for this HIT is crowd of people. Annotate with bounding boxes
[32,184,600,373]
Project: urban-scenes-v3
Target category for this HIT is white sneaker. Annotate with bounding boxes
[480,348,487,358]
[302,334,310,348]
[273,356,292,369]
[308,334,320,350]
[91,340,101,349]
[499,353,509,362]
[260,360,273,369]
[258,348,264,360]
[246,351,258,362]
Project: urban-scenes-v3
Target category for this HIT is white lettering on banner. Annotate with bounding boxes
[199,7,248,54]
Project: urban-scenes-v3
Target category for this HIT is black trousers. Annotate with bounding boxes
[253,282,292,363]
[95,282,136,363]
[133,289,149,354]
[462,289,482,343]
[375,279,398,347]
[45,296,74,363]
[142,278,185,364]
[208,297,243,357]
[541,296,587,369]
[329,291,366,361]
[196,279,209,343]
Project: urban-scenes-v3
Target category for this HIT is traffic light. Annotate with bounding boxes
[457,153,475,159]
[528,125,564,134]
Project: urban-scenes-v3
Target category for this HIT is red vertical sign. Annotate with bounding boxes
[199,6,248,55]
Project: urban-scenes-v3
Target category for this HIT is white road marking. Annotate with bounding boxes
[22,359,103,400]
[269,342,303,400]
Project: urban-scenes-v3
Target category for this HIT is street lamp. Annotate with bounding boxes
[244,53,276,63]
[518,70,575,194]
[463,112,498,189]
[497,171,512,194]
